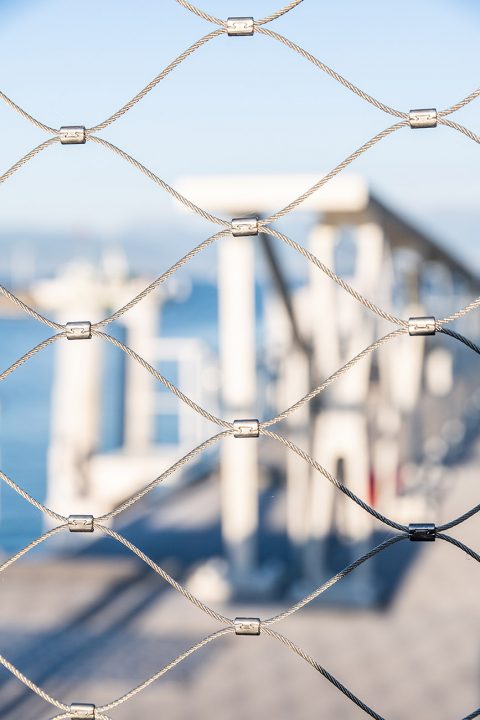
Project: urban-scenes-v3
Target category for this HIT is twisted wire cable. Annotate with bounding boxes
[463,708,480,720]
[436,533,480,563]
[0,282,479,492]
[0,4,479,716]
[260,429,408,532]
[88,28,226,132]
[261,329,408,427]
[91,330,233,429]
[437,296,480,326]
[94,523,233,625]
[255,0,305,26]
[263,534,407,624]
[439,326,480,355]
[0,333,65,384]
[0,491,476,717]
[173,0,226,26]
[0,526,67,575]
[87,135,229,227]
[0,433,229,524]
[263,626,386,720]
[0,652,70,713]
[0,90,57,134]
[0,5,477,210]
[97,430,231,521]
[437,503,480,532]
[0,517,474,719]
[438,87,480,116]
[95,229,230,328]
[0,137,60,185]
[256,27,407,118]
[0,228,229,334]
[1,306,478,458]
[437,117,480,145]
[0,470,66,523]
[2,115,477,227]
[0,30,226,136]
[0,628,233,718]
[260,121,409,224]
[0,283,64,330]
[91,122,407,228]
[98,628,234,713]
[443,327,480,353]
[174,0,304,27]
[256,27,480,125]
[1,430,478,565]
[261,226,407,326]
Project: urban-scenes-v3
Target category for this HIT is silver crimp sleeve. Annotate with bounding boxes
[66,321,92,340]
[69,703,95,719]
[409,109,437,129]
[234,617,261,635]
[231,217,259,237]
[227,17,254,36]
[408,317,436,336]
[68,515,94,533]
[59,126,87,144]
[233,419,259,438]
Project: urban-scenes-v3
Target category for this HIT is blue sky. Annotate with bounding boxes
[0,0,479,272]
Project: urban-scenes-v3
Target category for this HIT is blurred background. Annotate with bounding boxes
[0,0,479,718]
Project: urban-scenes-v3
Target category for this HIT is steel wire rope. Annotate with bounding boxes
[439,326,480,355]
[260,429,408,532]
[174,0,304,27]
[263,626,386,720]
[261,329,408,427]
[95,229,230,328]
[0,333,66,383]
[0,3,478,716]
[263,534,407,624]
[93,523,233,625]
[0,137,60,185]
[98,628,234,712]
[92,330,233,429]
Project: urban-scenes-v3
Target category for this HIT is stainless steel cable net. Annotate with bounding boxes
[0,1,479,718]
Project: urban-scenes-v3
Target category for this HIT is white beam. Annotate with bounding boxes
[218,234,258,582]
[174,174,368,215]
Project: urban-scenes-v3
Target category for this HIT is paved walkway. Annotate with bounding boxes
[0,456,478,720]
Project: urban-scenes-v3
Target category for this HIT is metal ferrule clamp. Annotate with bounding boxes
[409,109,437,129]
[409,523,436,541]
[68,515,94,533]
[234,617,261,635]
[231,217,259,237]
[233,419,259,438]
[59,126,87,144]
[69,703,95,719]
[408,316,436,336]
[66,321,92,340]
[227,17,254,36]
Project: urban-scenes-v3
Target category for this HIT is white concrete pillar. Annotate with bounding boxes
[306,222,385,571]
[36,266,104,517]
[380,302,427,414]
[33,260,153,517]
[310,411,371,541]
[122,295,158,451]
[282,348,311,557]
[309,224,341,380]
[48,324,102,515]
[218,234,258,582]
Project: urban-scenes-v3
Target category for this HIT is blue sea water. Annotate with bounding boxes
[0,281,264,553]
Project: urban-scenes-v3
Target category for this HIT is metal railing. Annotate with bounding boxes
[0,1,479,718]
